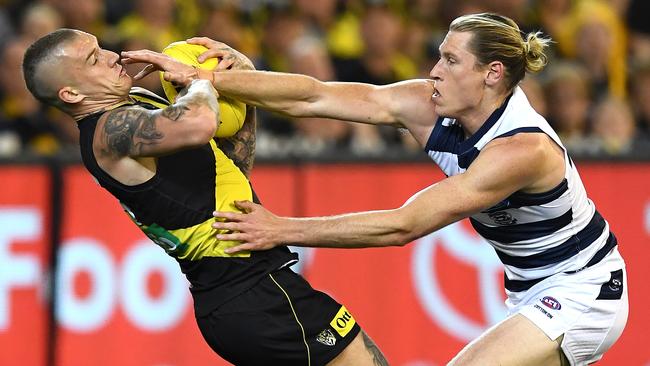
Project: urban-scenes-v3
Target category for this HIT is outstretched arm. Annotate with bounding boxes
[208,71,436,142]
[213,134,556,252]
[121,40,438,145]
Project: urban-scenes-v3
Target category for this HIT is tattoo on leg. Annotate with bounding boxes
[362,331,389,366]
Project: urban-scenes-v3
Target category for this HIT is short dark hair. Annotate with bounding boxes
[22,28,79,106]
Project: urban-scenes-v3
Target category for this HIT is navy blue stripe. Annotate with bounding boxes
[424,116,447,152]
[508,179,568,207]
[426,123,465,153]
[504,231,617,292]
[482,179,568,213]
[458,147,480,169]
[471,208,573,244]
[493,210,606,269]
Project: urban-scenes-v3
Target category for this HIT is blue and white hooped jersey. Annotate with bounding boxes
[424,87,618,294]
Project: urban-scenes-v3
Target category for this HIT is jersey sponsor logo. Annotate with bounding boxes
[330,306,355,338]
[541,296,561,310]
[488,211,518,225]
[316,329,336,346]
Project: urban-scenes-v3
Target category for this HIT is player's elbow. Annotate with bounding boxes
[279,77,325,117]
[386,213,423,247]
[280,100,315,118]
[187,107,218,146]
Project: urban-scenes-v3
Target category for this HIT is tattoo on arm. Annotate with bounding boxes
[218,106,256,177]
[219,46,254,70]
[362,331,390,366]
[102,105,187,156]
[161,104,190,121]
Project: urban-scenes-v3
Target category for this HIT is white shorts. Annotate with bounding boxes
[505,247,628,366]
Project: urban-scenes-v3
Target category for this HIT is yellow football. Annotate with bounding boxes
[160,41,246,138]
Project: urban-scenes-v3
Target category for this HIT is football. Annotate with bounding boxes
[160,41,246,138]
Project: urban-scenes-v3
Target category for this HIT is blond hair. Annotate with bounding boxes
[450,13,551,90]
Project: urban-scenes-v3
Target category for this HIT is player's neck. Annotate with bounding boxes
[456,92,509,138]
[71,96,133,121]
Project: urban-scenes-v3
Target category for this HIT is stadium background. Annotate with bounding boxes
[1,0,649,365]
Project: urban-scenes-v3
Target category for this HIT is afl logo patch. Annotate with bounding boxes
[541,296,561,310]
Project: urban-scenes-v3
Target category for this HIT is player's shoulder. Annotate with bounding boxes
[482,132,552,166]
[99,103,150,124]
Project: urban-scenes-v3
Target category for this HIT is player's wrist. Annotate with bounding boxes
[194,67,215,85]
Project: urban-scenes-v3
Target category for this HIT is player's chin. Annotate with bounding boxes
[120,77,133,89]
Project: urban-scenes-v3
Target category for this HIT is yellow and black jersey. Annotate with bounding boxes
[77,88,297,316]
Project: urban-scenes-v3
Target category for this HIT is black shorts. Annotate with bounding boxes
[196,266,361,366]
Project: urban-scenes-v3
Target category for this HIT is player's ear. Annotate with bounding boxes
[485,61,504,87]
[58,86,85,104]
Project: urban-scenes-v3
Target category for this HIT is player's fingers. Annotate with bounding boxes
[186,38,231,62]
[216,232,247,242]
[162,71,176,82]
[121,50,159,63]
[198,49,229,63]
[213,210,245,221]
[186,37,226,50]
[215,56,235,71]
[133,64,156,80]
[211,221,243,231]
[224,243,256,254]
[186,37,214,46]
[233,200,255,213]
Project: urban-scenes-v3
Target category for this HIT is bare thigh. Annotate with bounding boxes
[448,314,569,366]
[327,331,390,366]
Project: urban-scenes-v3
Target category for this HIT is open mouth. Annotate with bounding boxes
[432,88,441,98]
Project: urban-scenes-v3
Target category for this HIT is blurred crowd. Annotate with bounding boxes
[2,0,650,159]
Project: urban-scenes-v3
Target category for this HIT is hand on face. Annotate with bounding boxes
[120,49,200,87]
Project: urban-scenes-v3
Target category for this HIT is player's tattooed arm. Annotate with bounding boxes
[362,331,390,366]
[101,106,168,157]
[218,105,256,177]
[215,44,255,71]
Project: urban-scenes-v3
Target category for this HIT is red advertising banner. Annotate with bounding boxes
[0,166,51,366]
[0,162,648,365]
[55,166,219,366]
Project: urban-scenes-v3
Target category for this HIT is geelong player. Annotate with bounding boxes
[124,12,628,366]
